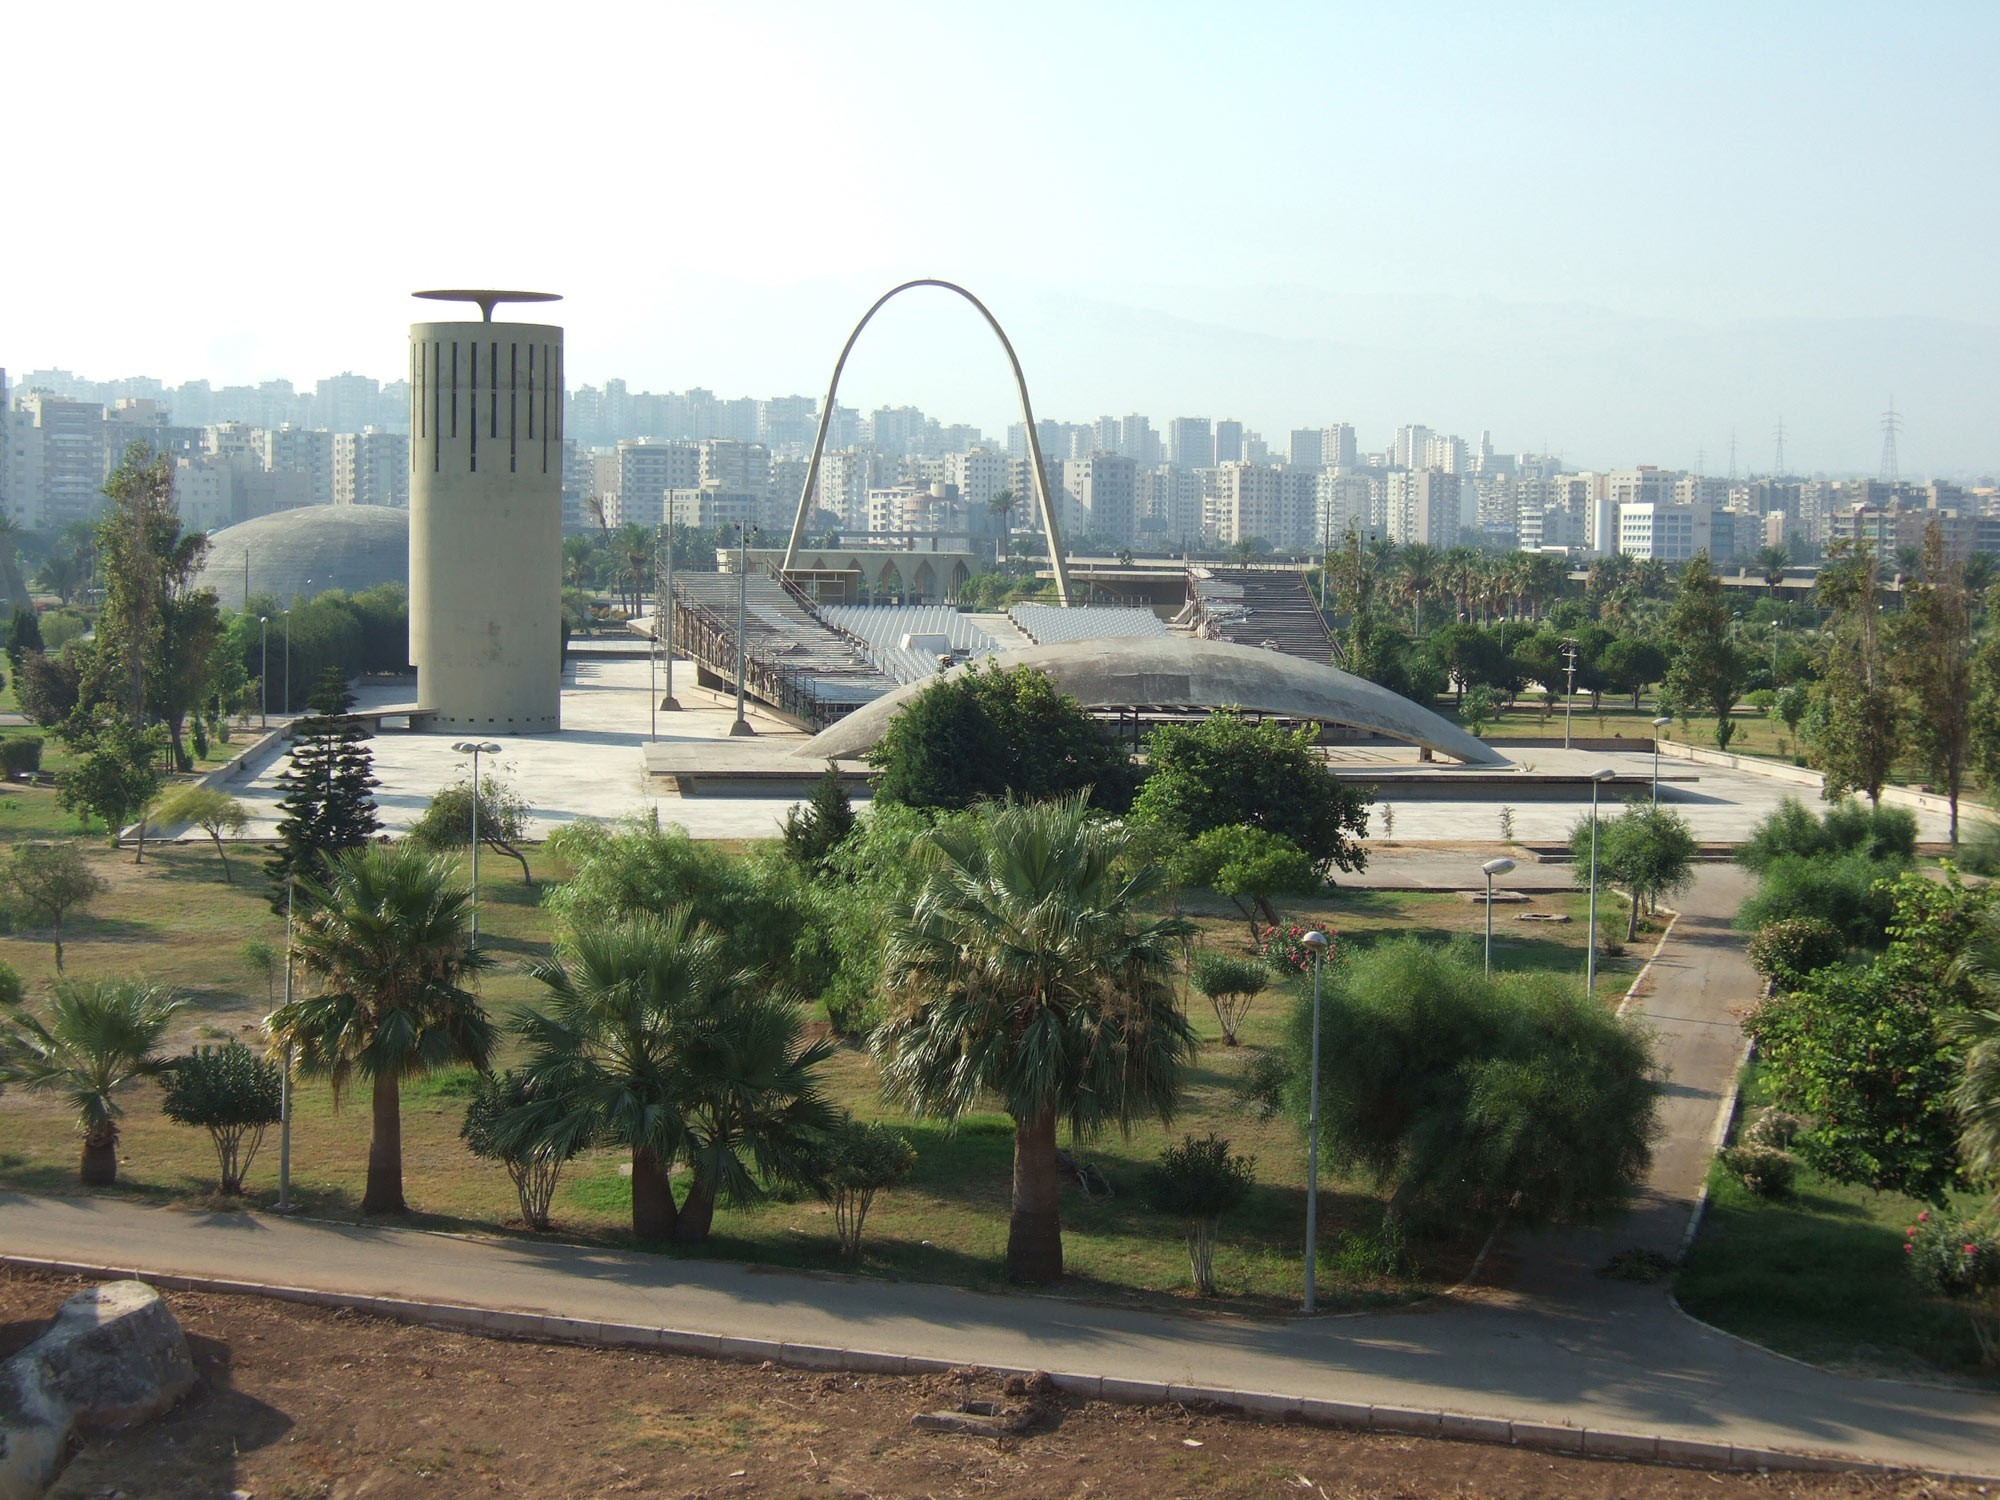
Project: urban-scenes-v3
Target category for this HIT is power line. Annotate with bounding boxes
[1773,417,1785,478]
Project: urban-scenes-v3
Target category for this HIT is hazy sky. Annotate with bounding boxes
[6,1,1996,474]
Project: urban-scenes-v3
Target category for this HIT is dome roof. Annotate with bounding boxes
[197,505,408,610]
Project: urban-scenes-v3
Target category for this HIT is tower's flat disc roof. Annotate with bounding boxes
[413,289,562,321]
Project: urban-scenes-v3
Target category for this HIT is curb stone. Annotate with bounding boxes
[1,1254,1993,1484]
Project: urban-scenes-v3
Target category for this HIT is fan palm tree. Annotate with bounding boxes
[1756,544,1790,598]
[506,910,832,1243]
[1398,542,1441,634]
[267,844,494,1214]
[873,796,1197,1284]
[1,980,181,1184]
[987,488,1017,546]
[1948,912,2000,1179]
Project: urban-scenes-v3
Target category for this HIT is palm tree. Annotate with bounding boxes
[507,910,833,1243]
[1398,542,1441,634]
[1,980,181,1184]
[987,488,1017,547]
[1948,913,2000,1179]
[873,797,1196,1284]
[268,844,494,1214]
[1756,544,1790,598]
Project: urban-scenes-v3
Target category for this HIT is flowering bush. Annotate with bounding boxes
[1905,1210,2000,1298]
[1259,922,1335,977]
[1720,1144,1796,1198]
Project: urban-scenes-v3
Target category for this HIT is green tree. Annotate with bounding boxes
[267,845,495,1214]
[1597,636,1669,710]
[1807,541,1899,805]
[161,1042,284,1194]
[0,979,181,1184]
[780,761,856,873]
[1459,683,1497,736]
[16,651,80,728]
[868,661,1135,812]
[149,785,249,883]
[505,910,834,1243]
[1946,910,2000,1183]
[1398,542,1441,634]
[1175,824,1320,947]
[1889,520,1976,843]
[6,605,42,682]
[1131,711,1371,878]
[809,1117,918,1263]
[1756,544,1791,596]
[263,668,381,908]
[1750,871,1992,1202]
[1281,938,1656,1231]
[461,1069,580,1231]
[58,713,165,852]
[1974,634,2000,801]
[1660,555,1743,748]
[873,797,1196,1283]
[407,773,533,886]
[1188,951,1270,1047]
[1567,803,1698,941]
[1,841,105,972]
[1142,1133,1257,1296]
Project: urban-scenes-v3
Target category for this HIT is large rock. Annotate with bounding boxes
[0,1280,195,1500]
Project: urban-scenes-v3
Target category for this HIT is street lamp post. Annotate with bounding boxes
[729,523,757,737]
[1585,768,1613,997]
[1301,927,1331,1314]
[1651,716,1673,806]
[1481,856,1516,976]
[1561,639,1579,750]
[275,876,295,1212]
[282,608,291,718]
[259,616,269,729]
[660,521,679,712]
[450,741,502,947]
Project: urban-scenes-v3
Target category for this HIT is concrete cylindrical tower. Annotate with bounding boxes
[408,297,563,732]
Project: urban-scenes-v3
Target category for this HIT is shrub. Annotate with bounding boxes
[1260,921,1335,980]
[1720,1144,1795,1198]
[1736,852,1904,949]
[1745,1109,1805,1151]
[1289,938,1657,1233]
[1959,820,2000,878]
[781,761,856,873]
[1747,918,1846,990]
[1332,1217,1413,1282]
[0,960,21,1007]
[1188,951,1270,1047]
[0,735,44,779]
[1738,796,1917,874]
[461,1069,580,1232]
[1905,1210,2000,1299]
[1142,1132,1257,1295]
[161,1042,285,1195]
[809,1118,917,1263]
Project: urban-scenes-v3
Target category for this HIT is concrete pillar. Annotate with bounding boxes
[408,318,563,732]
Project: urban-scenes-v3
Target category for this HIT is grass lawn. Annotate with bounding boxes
[0,838,1640,1311]
[1676,1066,1995,1383]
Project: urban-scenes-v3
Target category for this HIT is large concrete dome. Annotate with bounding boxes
[796,635,1511,767]
[197,505,408,609]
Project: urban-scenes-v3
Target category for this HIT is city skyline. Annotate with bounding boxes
[4,2,1995,472]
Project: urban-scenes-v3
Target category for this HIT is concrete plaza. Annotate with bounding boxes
[204,653,1957,848]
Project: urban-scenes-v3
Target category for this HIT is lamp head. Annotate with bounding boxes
[1652,716,1672,729]
[1589,768,1614,782]
[1482,857,1516,877]
[1301,930,1331,950]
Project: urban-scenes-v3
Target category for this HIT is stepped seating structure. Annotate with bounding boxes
[1008,603,1168,646]
[817,605,999,686]
[1182,567,1334,664]
[666,572,897,727]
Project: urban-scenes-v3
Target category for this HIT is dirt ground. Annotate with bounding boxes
[1,1271,1978,1500]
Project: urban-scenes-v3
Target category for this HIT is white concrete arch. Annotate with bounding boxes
[778,280,1073,606]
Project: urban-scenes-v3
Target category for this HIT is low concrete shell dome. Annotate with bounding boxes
[796,635,1510,766]
[197,505,409,610]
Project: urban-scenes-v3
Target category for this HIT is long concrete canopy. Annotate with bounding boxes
[796,636,1511,767]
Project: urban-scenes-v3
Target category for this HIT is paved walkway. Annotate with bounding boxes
[3,869,1996,1474]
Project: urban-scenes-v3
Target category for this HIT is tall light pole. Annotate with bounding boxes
[275,875,295,1212]
[259,616,269,729]
[450,741,501,948]
[659,519,680,712]
[1301,927,1331,1314]
[729,523,757,737]
[1561,638,1579,750]
[282,608,291,718]
[1481,856,1516,977]
[1651,716,1672,806]
[1585,768,1613,998]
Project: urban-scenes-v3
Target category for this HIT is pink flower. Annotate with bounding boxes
[1967,1244,1979,1255]
[1918,1211,1930,1223]
[1905,1244,1914,1253]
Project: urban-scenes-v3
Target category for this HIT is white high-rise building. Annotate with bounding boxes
[1393,424,1433,471]
[1062,455,1138,544]
[1387,468,1458,547]
[333,430,410,508]
[607,439,700,528]
[262,426,335,508]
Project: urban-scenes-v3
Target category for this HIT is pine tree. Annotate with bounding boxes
[264,667,381,910]
[781,760,857,872]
